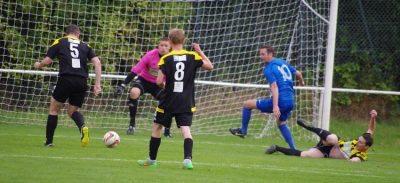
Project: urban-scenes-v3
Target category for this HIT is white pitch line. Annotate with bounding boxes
[0,153,386,178]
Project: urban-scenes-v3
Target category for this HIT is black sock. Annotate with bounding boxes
[128,98,138,127]
[46,115,58,144]
[149,136,161,160]
[71,111,85,132]
[184,138,193,160]
[298,119,331,141]
[164,128,170,134]
[276,145,301,156]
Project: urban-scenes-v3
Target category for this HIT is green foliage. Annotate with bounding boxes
[333,0,400,111]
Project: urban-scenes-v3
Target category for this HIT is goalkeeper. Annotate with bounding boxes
[266,110,377,162]
[115,38,172,137]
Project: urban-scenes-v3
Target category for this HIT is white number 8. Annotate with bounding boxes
[174,62,185,81]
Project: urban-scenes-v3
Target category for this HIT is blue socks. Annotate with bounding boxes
[278,123,295,149]
[240,107,295,150]
[240,108,252,135]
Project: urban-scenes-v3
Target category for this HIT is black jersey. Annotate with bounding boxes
[46,36,96,78]
[158,50,203,113]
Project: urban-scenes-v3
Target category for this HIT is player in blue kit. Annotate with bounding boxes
[229,46,304,149]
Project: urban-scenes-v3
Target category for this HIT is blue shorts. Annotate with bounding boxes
[256,99,294,121]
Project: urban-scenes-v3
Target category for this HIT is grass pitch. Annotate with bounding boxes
[0,120,399,183]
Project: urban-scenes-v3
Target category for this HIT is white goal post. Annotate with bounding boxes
[5,0,388,140]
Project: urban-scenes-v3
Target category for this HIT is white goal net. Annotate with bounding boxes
[0,0,333,139]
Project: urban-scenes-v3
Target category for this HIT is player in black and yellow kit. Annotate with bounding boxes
[34,25,102,147]
[138,29,213,169]
[266,110,377,162]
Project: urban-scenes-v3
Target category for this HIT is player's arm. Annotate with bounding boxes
[295,71,305,86]
[271,82,280,119]
[114,72,137,96]
[91,56,102,96]
[35,38,60,69]
[192,43,213,71]
[34,57,53,69]
[156,70,165,88]
[288,64,305,86]
[367,109,377,135]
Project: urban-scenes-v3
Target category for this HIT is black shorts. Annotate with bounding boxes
[154,110,193,128]
[315,145,334,158]
[52,75,87,107]
[132,76,164,100]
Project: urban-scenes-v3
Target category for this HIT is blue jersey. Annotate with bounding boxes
[264,58,297,101]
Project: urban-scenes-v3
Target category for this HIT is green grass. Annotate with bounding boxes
[0,121,399,183]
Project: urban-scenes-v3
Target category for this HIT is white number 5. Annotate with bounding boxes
[70,43,79,58]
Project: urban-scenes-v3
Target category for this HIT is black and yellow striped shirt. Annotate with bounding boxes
[46,36,96,78]
[158,50,203,113]
[338,139,367,161]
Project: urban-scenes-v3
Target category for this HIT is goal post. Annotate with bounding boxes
[1,0,336,140]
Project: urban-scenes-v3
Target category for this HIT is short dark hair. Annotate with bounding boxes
[362,133,373,147]
[159,37,169,42]
[65,24,80,35]
[260,46,275,56]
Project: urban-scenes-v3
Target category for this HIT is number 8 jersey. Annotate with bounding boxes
[46,35,97,78]
[158,50,204,113]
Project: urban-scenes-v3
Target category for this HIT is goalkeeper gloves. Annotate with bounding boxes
[114,84,126,96]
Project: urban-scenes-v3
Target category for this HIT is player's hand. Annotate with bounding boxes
[299,80,305,86]
[369,110,377,118]
[114,84,125,96]
[192,43,202,53]
[94,84,101,97]
[34,62,41,69]
[273,106,281,119]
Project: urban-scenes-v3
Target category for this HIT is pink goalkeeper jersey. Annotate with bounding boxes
[131,49,161,83]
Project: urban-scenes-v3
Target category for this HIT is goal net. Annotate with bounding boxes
[0,0,332,140]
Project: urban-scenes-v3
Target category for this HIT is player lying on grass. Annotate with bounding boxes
[266,110,377,162]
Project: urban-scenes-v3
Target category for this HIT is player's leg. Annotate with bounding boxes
[297,119,338,146]
[45,77,69,147]
[275,101,295,149]
[127,86,141,134]
[150,85,172,138]
[267,144,325,158]
[138,110,170,167]
[66,105,89,146]
[138,122,162,167]
[68,77,89,146]
[265,144,301,156]
[257,99,295,149]
[45,97,63,146]
[176,112,194,170]
[276,120,296,149]
[229,99,258,138]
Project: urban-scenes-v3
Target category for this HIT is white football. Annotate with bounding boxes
[103,131,120,148]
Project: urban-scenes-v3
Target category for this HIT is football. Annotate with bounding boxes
[103,131,120,148]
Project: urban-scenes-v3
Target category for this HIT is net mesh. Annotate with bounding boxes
[0,0,331,139]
